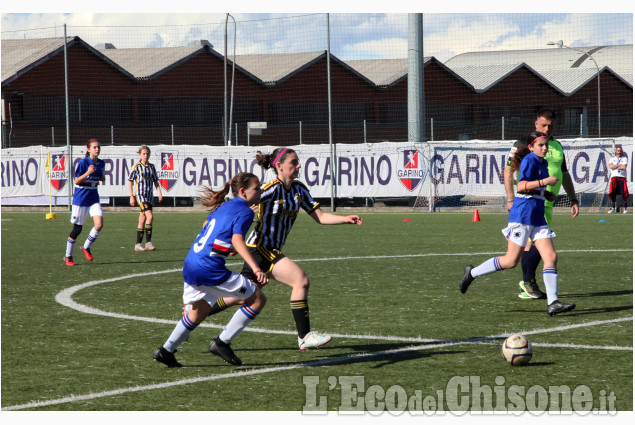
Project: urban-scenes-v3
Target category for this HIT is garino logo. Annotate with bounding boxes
[157,152,179,191]
[49,154,68,191]
[397,149,424,191]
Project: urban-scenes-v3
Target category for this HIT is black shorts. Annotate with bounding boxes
[241,245,286,281]
[138,201,153,213]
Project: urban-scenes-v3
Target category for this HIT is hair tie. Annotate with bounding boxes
[271,148,288,167]
[529,136,547,145]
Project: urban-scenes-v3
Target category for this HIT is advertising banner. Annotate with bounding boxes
[2,138,632,202]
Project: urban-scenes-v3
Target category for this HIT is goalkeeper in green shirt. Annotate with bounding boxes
[504,109,579,299]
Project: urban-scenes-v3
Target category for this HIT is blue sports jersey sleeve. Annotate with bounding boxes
[233,209,254,237]
[519,154,541,182]
[74,158,87,178]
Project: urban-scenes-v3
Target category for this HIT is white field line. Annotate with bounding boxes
[8,250,626,411]
[54,249,633,343]
[4,317,632,411]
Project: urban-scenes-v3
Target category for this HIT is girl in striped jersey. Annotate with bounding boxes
[153,173,268,367]
[459,132,575,316]
[205,147,363,351]
[128,146,163,251]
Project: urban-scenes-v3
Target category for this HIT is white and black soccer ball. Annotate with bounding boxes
[501,334,533,366]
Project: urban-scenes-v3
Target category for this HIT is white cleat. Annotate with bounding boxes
[298,331,332,351]
[608,208,616,214]
[623,208,628,214]
[134,243,145,251]
[145,242,156,251]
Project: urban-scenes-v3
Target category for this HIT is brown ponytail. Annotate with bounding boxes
[255,147,295,171]
[199,172,259,212]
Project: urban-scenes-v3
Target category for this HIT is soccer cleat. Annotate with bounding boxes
[623,208,628,214]
[459,265,475,294]
[519,280,546,299]
[81,246,93,261]
[64,256,75,266]
[145,242,156,251]
[209,337,242,365]
[517,291,533,300]
[608,208,616,213]
[152,346,183,368]
[547,300,576,316]
[134,243,145,251]
[298,331,332,351]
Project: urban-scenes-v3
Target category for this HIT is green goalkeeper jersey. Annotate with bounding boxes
[543,138,568,226]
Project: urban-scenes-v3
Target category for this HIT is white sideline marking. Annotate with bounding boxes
[9,250,627,411]
[4,317,632,411]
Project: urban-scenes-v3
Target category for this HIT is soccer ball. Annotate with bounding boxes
[501,334,533,366]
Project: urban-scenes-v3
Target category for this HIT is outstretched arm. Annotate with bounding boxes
[309,208,363,225]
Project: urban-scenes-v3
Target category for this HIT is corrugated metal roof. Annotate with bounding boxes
[2,37,632,96]
[232,51,324,84]
[100,45,204,79]
[445,45,633,75]
[1,37,66,83]
[539,68,605,95]
[344,58,408,86]
[449,63,522,92]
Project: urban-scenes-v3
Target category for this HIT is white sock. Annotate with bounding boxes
[84,228,100,249]
[163,313,198,353]
[219,305,259,344]
[471,257,503,278]
[66,237,76,257]
[543,267,558,305]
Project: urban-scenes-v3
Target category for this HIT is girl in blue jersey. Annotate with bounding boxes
[201,147,363,351]
[459,132,576,316]
[153,172,268,367]
[64,139,106,266]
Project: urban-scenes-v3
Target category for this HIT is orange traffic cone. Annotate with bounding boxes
[472,209,480,222]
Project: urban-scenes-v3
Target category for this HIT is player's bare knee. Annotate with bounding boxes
[499,255,519,269]
[295,275,310,291]
[543,252,557,267]
[248,288,267,309]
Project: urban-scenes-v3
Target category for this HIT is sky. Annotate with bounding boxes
[1,3,633,63]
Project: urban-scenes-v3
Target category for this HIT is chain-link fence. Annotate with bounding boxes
[2,13,632,208]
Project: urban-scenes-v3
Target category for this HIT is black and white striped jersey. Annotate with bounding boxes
[246,179,320,250]
[128,162,159,203]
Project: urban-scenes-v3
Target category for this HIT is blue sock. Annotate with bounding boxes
[163,313,198,353]
[521,244,541,282]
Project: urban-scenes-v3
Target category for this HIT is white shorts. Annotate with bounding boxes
[502,222,556,247]
[70,203,103,225]
[183,271,256,306]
